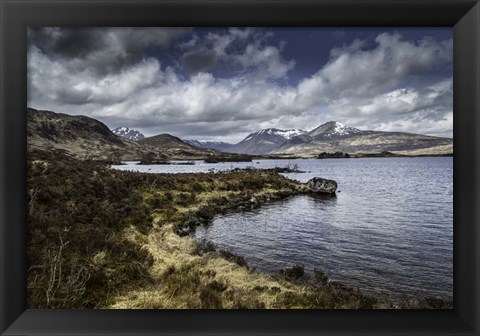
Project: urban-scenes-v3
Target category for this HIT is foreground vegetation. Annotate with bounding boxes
[27,150,452,309]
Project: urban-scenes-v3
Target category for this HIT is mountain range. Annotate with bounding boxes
[184,128,306,154]
[184,121,452,156]
[27,107,453,160]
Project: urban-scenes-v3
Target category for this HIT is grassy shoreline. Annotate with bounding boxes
[27,150,452,309]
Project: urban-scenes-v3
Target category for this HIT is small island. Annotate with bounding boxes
[318,151,351,159]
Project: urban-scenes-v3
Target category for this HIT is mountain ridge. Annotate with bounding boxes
[185,121,452,156]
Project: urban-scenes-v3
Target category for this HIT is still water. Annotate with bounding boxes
[113,157,453,299]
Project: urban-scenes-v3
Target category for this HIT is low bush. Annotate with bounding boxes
[27,150,154,308]
[280,265,305,280]
[194,239,217,255]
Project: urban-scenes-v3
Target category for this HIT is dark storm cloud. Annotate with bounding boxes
[181,49,218,74]
[177,28,294,80]
[28,27,189,76]
[28,28,107,59]
[55,87,93,105]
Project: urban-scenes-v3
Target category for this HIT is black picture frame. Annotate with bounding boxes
[1,0,479,335]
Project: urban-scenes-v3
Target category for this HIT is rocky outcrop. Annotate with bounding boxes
[307,177,337,194]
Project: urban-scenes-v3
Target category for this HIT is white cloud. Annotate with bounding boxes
[28,30,453,141]
[232,43,295,80]
[359,88,420,116]
[376,111,453,136]
[297,33,452,103]
[28,46,163,106]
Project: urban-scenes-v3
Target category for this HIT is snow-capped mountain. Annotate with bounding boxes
[185,129,305,155]
[180,121,452,156]
[307,121,365,139]
[242,128,306,142]
[222,128,306,155]
[112,127,145,141]
[184,139,204,148]
[183,140,234,153]
[276,121,452,155]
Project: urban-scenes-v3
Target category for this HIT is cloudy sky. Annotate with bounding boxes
[27,27,453,142]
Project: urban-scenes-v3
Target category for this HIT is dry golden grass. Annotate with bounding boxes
[392,144,453,156]
[110,184,304,309]
[109,178,388,309]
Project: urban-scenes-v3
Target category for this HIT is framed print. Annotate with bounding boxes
[1,0,479,335]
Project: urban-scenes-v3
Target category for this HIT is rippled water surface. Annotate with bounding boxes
[114,157,453,299]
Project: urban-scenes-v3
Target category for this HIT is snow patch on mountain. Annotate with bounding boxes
[327,122,363,137]
[308,121,363,139]
[112,127,145,141]
[272,129,306,139]
[243,134,255,141]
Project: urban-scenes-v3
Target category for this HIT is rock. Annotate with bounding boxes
[250,196,258,204]
[307,177,337,194]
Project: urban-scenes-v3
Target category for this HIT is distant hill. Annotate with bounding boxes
[139,134,218,159]
[112,127,145,141]
[183,140,235,153]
